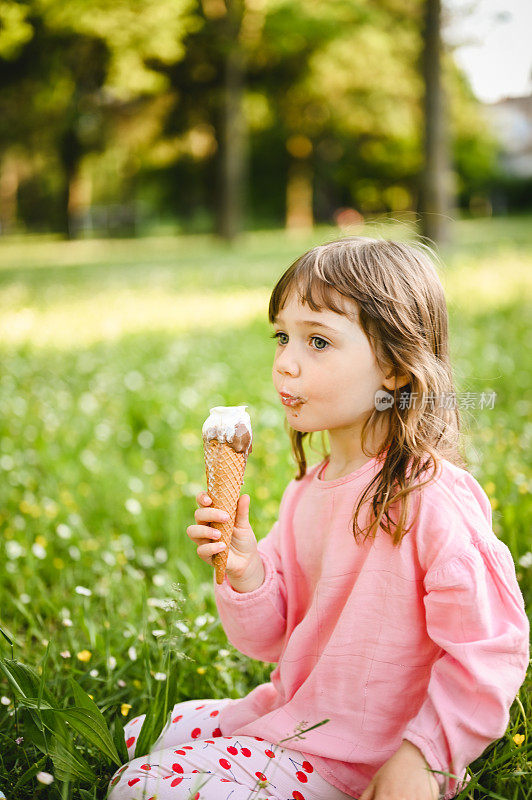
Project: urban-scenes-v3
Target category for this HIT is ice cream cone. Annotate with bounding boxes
[204,439,248,583]
[202,406,252,585]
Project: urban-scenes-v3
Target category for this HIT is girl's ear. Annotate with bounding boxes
[383,372,410,391]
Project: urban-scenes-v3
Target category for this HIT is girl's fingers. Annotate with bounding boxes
[194,506,230,524]
[197,542,227,563]
[187,524,221,542]
[196,492,212,506]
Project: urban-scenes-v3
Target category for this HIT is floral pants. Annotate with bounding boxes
[107,698,353,800]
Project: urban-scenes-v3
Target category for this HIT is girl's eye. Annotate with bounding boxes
[270,332,329,350]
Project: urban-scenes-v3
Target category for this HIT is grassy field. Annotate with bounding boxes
[0,214,530,799]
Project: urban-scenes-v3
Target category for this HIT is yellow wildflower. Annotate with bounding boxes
[35,535,47,547]
[53,558,64,570]
[196,667,206,675]
[77,650,92,662]
[121,703,132,716]
[513,734,525,746]
[133,679,142,689]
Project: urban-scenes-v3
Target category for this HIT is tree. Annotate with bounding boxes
[418,0,451,245]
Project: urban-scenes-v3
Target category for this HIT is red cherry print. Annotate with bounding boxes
[140,764,151,771]
[227,746,238,755]
[255,772,267,781]
[293,792,305,800]
[171,776,183,787]
[265,749,275,758]
[210,709,219,717]
[172,763,184,773]
[194,705,206,710]
[172,714,183,723]
[241,747,251,757]
[205,739,215,744]
[192,794,200,800]
[126,736,135,748]
[301,760,314,773]
[191,727,202,738]
[174,749,187,755]
[254,736,265,741]
[184,745,194,750]
[192,769,199,773]
[221,778,232,782]
[212,727,222,737]
[296,771,308,783]
[127,778,140,787]
[219,758,232,770]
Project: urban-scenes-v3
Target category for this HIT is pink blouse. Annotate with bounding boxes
[213,454,529,799]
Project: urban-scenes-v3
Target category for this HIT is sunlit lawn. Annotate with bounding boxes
[0,214,530,799]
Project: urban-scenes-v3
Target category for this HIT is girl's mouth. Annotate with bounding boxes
[280,392,305,407]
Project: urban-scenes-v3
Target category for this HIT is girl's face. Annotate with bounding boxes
[271,289,391,434]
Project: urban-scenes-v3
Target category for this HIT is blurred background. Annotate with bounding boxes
[0,0,530,241]
[0,2,531,797]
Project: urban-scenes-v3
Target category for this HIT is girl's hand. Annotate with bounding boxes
[187,491,261,584]
[359,740,440,800]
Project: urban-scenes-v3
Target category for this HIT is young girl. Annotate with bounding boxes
[108,237,529,800]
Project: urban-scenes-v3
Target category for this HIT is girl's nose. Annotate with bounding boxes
[275,347,300,377]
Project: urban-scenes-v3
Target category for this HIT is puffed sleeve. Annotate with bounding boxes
[213,519,288,662]
[402,537,530,799]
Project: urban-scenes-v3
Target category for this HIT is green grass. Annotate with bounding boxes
[0,214,530,799]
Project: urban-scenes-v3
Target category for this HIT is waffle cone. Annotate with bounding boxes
[203,438,248,584]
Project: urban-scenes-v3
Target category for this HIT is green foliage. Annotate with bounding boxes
[0,217,530,798]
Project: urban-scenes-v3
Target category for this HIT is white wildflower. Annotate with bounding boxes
[125,498,142,515]
[124,371,144,391]
[75,585,92,597]
[1,696,11,706]
[154,547,168,563]
[151,629,166,638]
[32,543,46,559]
[90,669,99,677]
[153,672,166,681]
[175,621,190,634]
[62,618,73,627]
[518,552,532,568]
[137,430,154,449]
[36,772,54,785]
[56,523,72,539]
[6,541,24,559]
[108,656,117,670]
[60,651,71,659]
[128,477,144,493]
[128,646,137,661]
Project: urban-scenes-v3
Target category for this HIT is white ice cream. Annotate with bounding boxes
[202,405,252,455]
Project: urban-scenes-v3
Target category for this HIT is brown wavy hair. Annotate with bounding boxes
[268,236,468,546]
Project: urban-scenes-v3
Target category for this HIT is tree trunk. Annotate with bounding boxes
[216,0,247,242]
[418,0,452,246]
[0,154,19,234]
[286,160,313,233]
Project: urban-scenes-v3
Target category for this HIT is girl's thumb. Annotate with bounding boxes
[234,494,250,526]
